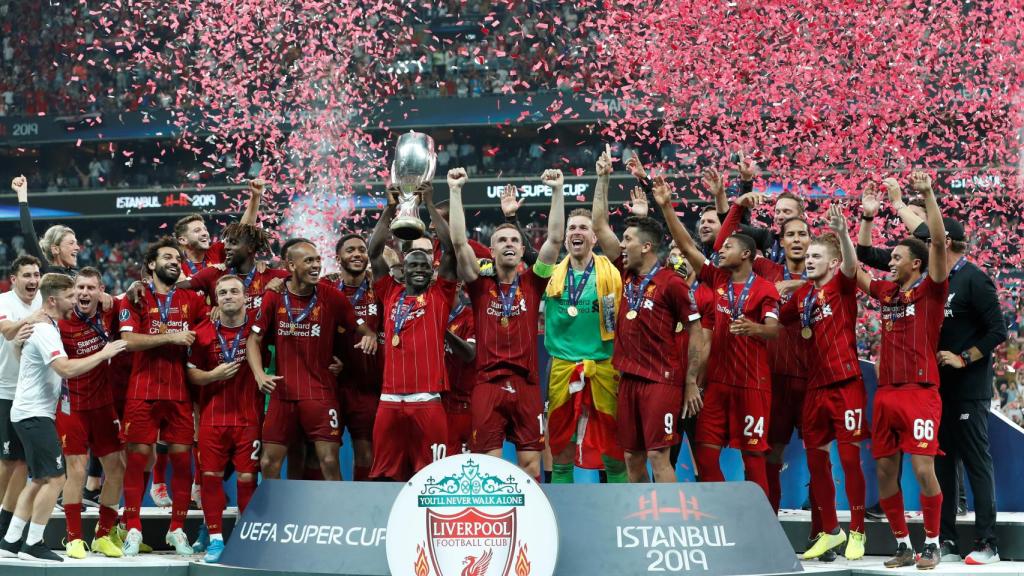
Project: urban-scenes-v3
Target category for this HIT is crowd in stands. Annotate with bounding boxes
[0,0,583,118]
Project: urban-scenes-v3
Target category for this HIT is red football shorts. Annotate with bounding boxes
[470,376,545,453]
[616,375,683,452]
[198,425,261,474]
[767,374,807,445]
[695,384,770,452]
[444,398,472,456]
[262,395,342,446]
[122,399,194,445]
[56,404,123,457]
[801,377,870,449]
[871,385,942,458]
[339,387,379,441]
[370,400,448,482]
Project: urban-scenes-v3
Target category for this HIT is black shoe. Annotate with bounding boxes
[0,537,21,559]
[82,487,102,508]
[957,502,967,517]
[865,502,885,520]
[917,542,940,570]
[884,542,916,568]
[820,548,837,563]
[18,541,63,562]
[939,539,960,562]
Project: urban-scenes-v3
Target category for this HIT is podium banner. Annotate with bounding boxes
[220,480,400,575]
[545,482,801,576]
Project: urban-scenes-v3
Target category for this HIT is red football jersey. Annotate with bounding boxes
[613,262,700,384]
[188,265,289,310]
[780,272,861,389]
[252,284,359,401]
[336,279,384,394]
[868,275,948,388]
[674,283,715,385]
[118,287,209,401]
[752,258,808,378]
[465,270,547,386]
[375,275,458,395]
[444,303,476,403]
[183,240,226,276]
[58,307,116,410]
[188,313,264,427]
[699,262,780,390]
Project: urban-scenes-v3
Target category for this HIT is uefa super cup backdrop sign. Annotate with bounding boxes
[387,454,558,576]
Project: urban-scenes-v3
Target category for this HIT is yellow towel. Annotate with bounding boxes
[545,254,622,341]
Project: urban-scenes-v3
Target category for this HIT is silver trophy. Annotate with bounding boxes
[389,131,437,241]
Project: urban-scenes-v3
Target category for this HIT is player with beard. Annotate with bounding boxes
[367,182,459,480]
[778,206,869,561]
[714,155,805,264]
[447,168,557,479]
[859,172,949,570]
[655,176,780,497]
[247,241,376,481]
[0,274,126,563]
[535,150,626,483]
[117,237,209,556]
[0,256,44,544]
[332,233,384,481]
[182,222,286,309]
[601,185,704,484]
[717,192,812,512]
[55,268,128,558]
[187,275,265,563]
[174,179,264,276]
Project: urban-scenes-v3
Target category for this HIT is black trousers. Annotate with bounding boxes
[936,399,997,544]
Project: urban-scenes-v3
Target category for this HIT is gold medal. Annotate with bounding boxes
[500,317,510,327]
[884,320,893,331]
[158,323,167,334]
[675,322,684,333]
[801,326,813,339]
[626,309,638,320]
[391,335,400,347]
[567,305,578,317]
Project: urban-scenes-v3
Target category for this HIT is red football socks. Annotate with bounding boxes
[168,452,193,531]
[741,453,770,499]
[838,443,866,533]
[200,474,226,535]
[694,445,724,482]
[920,492,943,539]
[237,478,257,513]
[806,448,839,533]
[879,492,909,538]
[766,460,783,513]
[64,502,82,542]
[123,451,149,530]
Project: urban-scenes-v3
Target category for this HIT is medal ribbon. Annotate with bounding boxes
[185,258,204,276]
[74,307,109,342]
[344,278,369,307]
[625,265,660,312]
[950,256,968,278]
[800,288,817,330]
[149,282,176,328]
[448,294,467,324]
[282,286,318,325]
[393,290,416,335]
[567,260,594,309]
[230,265,258,289]
[726,272,757,320]
[498,275,521,321]
[215,319,246,363]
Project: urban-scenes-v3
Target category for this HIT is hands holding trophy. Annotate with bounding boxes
[389,131,437,241]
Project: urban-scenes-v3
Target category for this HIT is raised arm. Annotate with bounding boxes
[368,186,398,278]
[827,204,859,278]
[447,168,480,283]
[652,176,705,275]
[882,177,925,233]
[423,183,457,282]
[536,169,565,266]
[592,147,621,258]
[912,171,947,282]
[702,167,729,215]
[854,182,893,271]
[239,179,264,226]
[12,176,46,264]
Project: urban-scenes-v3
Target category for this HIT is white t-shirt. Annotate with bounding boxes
[0,290,42,400]
[12,321,66,422]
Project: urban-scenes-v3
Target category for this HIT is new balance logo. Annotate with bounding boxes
[2,441,8,455]
[960,413,970,420]
[501,382,516,394]
[917,442,929,449]
[56,456,63,470]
